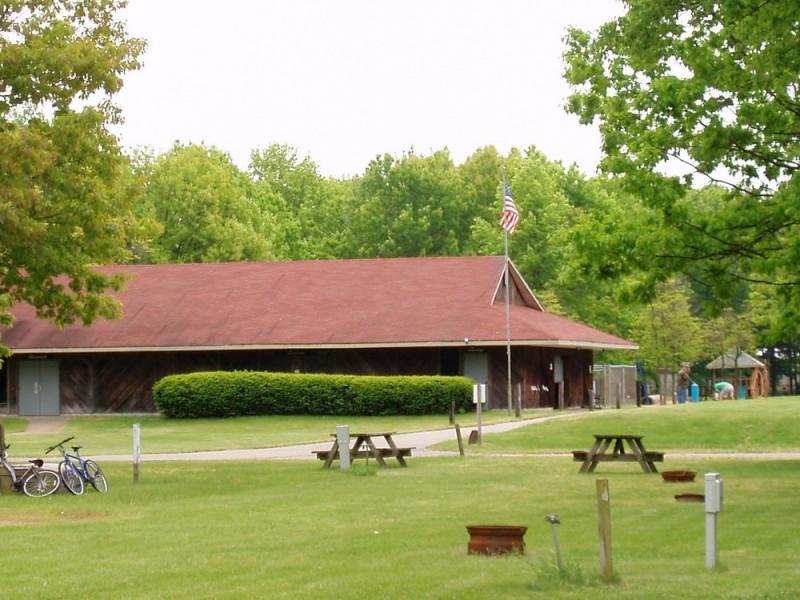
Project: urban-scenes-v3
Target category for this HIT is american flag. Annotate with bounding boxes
[499,182,520,235]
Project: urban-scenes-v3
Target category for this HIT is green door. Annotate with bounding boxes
[18,360,60,416]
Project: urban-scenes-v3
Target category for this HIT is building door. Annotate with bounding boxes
[18,360,60,416]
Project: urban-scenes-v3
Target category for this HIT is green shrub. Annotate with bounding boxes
[153,371,473,418]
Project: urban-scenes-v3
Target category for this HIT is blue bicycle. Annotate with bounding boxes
[44,437,108,495]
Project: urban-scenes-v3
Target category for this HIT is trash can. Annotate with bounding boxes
[690,383,700,403]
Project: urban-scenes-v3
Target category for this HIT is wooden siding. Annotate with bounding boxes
[8,348,445,414]
[487,347,593,410]
[59,351,296,413]
[5,346,593,414]
[304,348,440,376]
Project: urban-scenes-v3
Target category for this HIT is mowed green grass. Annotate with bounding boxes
[436,397,800,454]
[2,412,516,457]
[1,398,798,599]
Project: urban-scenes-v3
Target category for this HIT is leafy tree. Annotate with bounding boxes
[351,150,464,258]
[747,284,800,394]
[564,0,800,314]
[138,144,272,263]
[554,176,649,338]
[0,0,146,356]
[456,146,507,255]
[462,147,523,258]
[314,176,361,259]
[508,147,574,291]
[704,307,755,361]
[249,144,355,260]
[629,278,704,376]
[249,144,322,212]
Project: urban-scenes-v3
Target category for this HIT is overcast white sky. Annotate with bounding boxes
[114,0,624,178]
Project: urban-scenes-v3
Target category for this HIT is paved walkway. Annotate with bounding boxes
[18,416,67,435]
[94,415,572,462]
[89,413,800,463]
[16,413,800,463]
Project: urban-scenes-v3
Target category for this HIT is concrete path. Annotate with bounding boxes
[19,416,67,435]
[19,413,799,463]
[89,412,800,463]
[94,414,572,463]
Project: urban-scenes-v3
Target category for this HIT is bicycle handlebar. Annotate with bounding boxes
[44,436,75,454]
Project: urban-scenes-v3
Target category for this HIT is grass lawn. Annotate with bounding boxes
[1,398,798,599]
[437,397,800,454]
[1,412,518,457]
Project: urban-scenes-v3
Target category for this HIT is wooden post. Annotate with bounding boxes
[596,479,613,580]
[454,424,464,456]
[0,423,6,493]
[132,423,141,483]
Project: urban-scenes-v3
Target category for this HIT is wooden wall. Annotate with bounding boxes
[5,345,593,414]
[487,347,594,410]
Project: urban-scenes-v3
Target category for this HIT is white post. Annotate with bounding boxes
[473,383,486,444]
[705,472,723,569]
[132,423,141,483]
[705,511,717,570]
[336,425,351,471]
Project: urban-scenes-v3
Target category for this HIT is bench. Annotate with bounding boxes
[313,447,414,461]
[573,450,664,462]
[572,450,588,462]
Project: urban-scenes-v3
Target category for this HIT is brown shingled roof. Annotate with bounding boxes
[4,256,637,353]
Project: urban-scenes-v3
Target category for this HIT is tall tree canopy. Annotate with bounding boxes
[351,150,464,258]
[506,147,573,291]
[564,0,800,316]
[630,278,705,372]
[136,144,272,263]
[249,144,351,260]
[0,0,145,352]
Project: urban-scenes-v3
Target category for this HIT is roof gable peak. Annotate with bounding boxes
[491,259,544,311]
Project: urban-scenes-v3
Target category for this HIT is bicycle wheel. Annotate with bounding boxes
[22,470,61,497]
[84,460,109,492]
[58,461,85,495]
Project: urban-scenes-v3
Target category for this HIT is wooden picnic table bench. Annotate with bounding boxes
[314,432,413,468]
[573,434,664,473]
[314,447,414,461]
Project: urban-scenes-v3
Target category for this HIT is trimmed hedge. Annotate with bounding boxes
[153,371,474,418]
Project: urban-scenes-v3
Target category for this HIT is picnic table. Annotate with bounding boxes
[572,434,664,473]
[313,432,413,468]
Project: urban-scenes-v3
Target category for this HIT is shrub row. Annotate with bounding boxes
[153,371,474,418]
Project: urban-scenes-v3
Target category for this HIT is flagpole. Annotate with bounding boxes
[504,228,513,417]
[502,168,514,417]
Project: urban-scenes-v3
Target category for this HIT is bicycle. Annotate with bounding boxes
[44,437,109,495]
[0,443,61,497]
